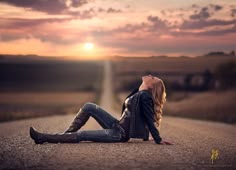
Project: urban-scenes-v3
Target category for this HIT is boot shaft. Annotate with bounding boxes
[64,108,90,133]
[43,133,79,143]
[30,127,79,144]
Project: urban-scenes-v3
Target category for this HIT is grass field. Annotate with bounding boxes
[162,89,236,124]
[0,60,103,92]
[0,92,96,122]
[0,59,103,122]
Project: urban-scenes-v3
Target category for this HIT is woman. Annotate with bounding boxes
[30,74,173,145]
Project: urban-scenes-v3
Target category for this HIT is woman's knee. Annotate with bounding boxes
[81,102,98,113]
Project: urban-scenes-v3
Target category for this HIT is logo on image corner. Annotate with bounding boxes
[210,148,219,164]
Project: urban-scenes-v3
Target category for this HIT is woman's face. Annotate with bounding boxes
[142,74,160,89]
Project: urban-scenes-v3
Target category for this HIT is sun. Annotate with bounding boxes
[84,42,94,50]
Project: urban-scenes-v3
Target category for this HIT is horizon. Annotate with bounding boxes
[1,50,236,62]
[0,0,236,60]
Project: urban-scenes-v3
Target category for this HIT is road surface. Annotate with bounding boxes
[0,60,235,170]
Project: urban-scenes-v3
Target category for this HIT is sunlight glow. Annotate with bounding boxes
[84,42,94,50]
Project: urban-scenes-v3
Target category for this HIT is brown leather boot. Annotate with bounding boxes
[30,127,78,144]
[63,108,90,133]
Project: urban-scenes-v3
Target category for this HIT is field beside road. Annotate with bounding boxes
[0,92,96,122]
[0,59,103,122]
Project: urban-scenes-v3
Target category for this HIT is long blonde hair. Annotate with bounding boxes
[150,79,167,132]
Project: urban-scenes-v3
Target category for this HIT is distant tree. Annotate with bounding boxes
[184,73,194,91]
[201,69,214,90]
[170,80,182,91]
[213,60,236,90]
[206,51,226,56]
[229,50,235,56]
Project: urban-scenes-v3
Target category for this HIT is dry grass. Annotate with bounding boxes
[0,92,96,122]
[163,89,236,124]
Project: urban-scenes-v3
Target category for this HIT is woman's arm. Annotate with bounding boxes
[141,93,174,145]
[140,92,162,144]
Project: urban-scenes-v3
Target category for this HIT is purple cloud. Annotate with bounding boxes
[0,17,73,29]
[98,7,122,13]
[0,0,89,14]
[107,7,122,13]
[231,9,236,17]
[71,0,89,8]
[212,4,223,11]
[147,15,169,30]
[180,19,236,30]
[190,7,210,20]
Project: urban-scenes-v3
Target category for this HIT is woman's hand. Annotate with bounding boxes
[149,136,174,145]
[149,136,154,141]
[159,139,174,145]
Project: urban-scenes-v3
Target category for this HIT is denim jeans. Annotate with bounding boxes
[75,102,125,143]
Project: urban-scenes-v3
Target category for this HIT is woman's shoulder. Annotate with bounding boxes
[126,89,152,101]
[138,89,152,97]
[137,90,153,104]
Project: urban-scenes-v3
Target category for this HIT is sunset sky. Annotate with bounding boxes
[0,0,236,60]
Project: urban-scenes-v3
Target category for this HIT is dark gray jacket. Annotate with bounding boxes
[120,87,162,144]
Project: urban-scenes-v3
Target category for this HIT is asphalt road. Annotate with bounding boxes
[0,114,235,170]
[0,60,235,170]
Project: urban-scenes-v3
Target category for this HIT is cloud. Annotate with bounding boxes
[0,24,85,44]
[93,15,168,36]
[0,17,82,44]
[0,0,122,16]
[0,17,73,29]
[208,4,223,11]
[115,22,148,33]
[1,1,235,49]
[0,0,68,14]
[147,15,169,32]
[71,0,89,8]
[0,32,30,41]
[171,3,236,36]
[191,4,199,9]
[68,8,96,19]
[231,9,236,17]
[189,4,224,20]
[190,7,210,20]
[180,19,236,30]
[194,25,236,36]
[100,13,236,39]
[107,7,122,13]
[0,0,89,14]
[98,7,122,13]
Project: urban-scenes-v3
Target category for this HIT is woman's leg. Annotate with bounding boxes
[76,128,123,143]
[30,127,123,144]
[64,102,119,133]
